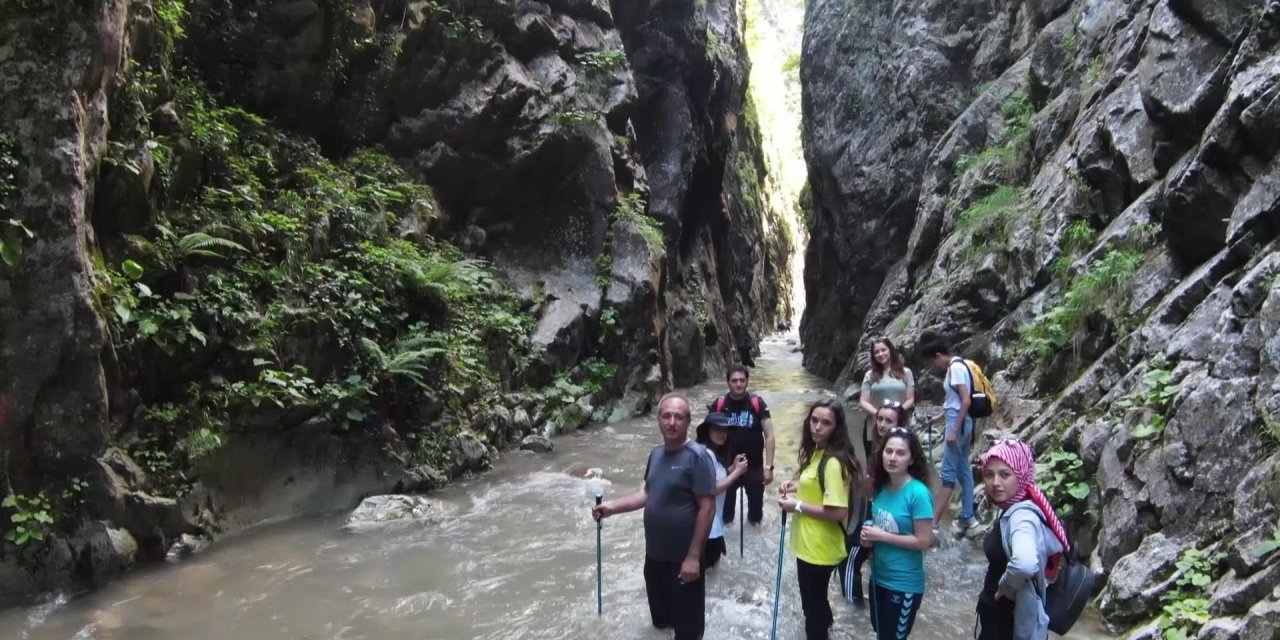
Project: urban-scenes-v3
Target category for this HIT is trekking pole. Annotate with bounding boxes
[595,491,603,616]
[739,489,745,557]
[769,510,787,640]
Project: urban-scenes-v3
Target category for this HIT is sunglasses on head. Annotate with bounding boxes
[886,427,912,436]
[880,399,902,408]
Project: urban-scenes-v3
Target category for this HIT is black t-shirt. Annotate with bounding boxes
[707,394,771,466]
[982,521,1016,613]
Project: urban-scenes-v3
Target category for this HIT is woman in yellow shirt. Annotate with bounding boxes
[779,398,862,640]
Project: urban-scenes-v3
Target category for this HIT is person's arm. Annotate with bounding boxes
[762,417,775,484]
[948,362,971,444]
[779,462,849,523]
[678,494,715,582]
[858,373,877,417]
[863,518,934,550]
[716,455,748,493]
[999,514,1042,595]
[593,487,647,520]
[902,368,916,411]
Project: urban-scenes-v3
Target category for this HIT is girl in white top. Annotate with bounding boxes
[695,412,747,570]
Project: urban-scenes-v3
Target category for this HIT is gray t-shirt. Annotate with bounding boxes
[643,441,716,562]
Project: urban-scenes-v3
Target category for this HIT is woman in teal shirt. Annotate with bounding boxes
[860,427,934,640]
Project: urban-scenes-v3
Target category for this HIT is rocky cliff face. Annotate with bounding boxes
[802,0,1280,635]
[0,0,789,602]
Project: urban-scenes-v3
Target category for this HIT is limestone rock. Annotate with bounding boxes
[345,495,452,530]
[519,434,554,453]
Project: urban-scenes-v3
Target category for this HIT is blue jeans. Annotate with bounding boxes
[939,409,974,519]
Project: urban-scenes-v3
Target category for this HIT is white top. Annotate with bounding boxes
[706,449,727,539]
[943,358,971,410]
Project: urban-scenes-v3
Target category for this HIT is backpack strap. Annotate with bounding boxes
[1000,503,1059,595]
[951,356,976,395]
[750,394,761,414]
[714,396,725,412]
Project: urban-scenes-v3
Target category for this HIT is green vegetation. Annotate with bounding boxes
[611,192,662,249]
[1,491,55,546]
[955,185,1023,260]
[1062,29,1079,56]
[0,133,32,269]
[1050,219,1099,280]
[575,50,626,72]
[1252,523,1280,560]
[706,29,735,62]
[1115,367,1181,441]
[93,61,539,482]
[1084,55,1105,85]
[1035,450,1091,518]
[1017,248,1144,363]
[1156,548,1225,639]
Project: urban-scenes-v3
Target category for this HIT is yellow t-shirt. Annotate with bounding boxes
[789,448,850,566]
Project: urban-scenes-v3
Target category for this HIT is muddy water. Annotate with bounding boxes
[0,334,1111,639]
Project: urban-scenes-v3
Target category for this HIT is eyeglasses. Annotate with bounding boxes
[881,399,902,408]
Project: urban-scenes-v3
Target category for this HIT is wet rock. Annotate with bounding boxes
[164,533,210,563]
[452,431,492,472]
[77,521,138,584]
[1099,533,1183,625]
[345,495,451,530]
[1210,563,1280,616]
[401,464,448,493]
[0,536,76,603]
[511,408,533,436]
[519,434,554,453]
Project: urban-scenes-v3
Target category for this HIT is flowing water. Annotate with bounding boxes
[0,335,1112,639]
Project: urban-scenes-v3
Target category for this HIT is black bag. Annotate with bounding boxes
[1044,549,1099,635]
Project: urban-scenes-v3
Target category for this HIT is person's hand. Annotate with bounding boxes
[678,557,700,584]
[592,501,614,522]
[861,524,884,546]
[946,428,958,446]
[763,466,774,485]
[995,584,1016,601]
[778,496,798,513]
[778,480,798,495]
[729,454,748,475]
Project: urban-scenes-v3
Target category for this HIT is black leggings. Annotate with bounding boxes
[974,594,1016,639]
[869,582,923,640]
[797,559,837,640]
[723,465,764,524]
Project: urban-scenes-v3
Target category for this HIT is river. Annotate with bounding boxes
[0,334,1111,639]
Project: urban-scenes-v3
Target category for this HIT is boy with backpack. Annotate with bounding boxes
[920,335,995,537]
[707,364,775,525]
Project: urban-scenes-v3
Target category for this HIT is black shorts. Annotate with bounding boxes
[703,536,727,570]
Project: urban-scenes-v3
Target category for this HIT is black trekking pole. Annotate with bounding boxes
[595,491,603,616]
[739,488,745,557]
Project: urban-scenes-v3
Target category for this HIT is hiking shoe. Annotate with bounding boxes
[956,517,978,533]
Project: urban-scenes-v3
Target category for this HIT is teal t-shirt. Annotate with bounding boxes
[869,478,934,594]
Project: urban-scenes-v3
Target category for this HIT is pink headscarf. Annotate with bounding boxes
[980,440,1070,552]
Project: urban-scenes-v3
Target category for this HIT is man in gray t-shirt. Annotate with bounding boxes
[593,394,716,639]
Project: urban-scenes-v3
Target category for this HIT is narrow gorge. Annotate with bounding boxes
[2,0,1280,638]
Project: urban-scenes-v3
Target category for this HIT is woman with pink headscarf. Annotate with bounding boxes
[975,439,1071,639]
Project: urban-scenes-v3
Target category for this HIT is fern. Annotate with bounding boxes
[362,334,444,389]
[178,231,247,258]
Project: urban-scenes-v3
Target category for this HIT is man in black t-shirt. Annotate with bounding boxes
[707,364,775,525]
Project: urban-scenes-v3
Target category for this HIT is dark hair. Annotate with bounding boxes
[868,337,908,383]
[872,428,931,494]
[797,398,862,493]
[696,423,733,466]
[726,364,750,381]
[918,336,952,360]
